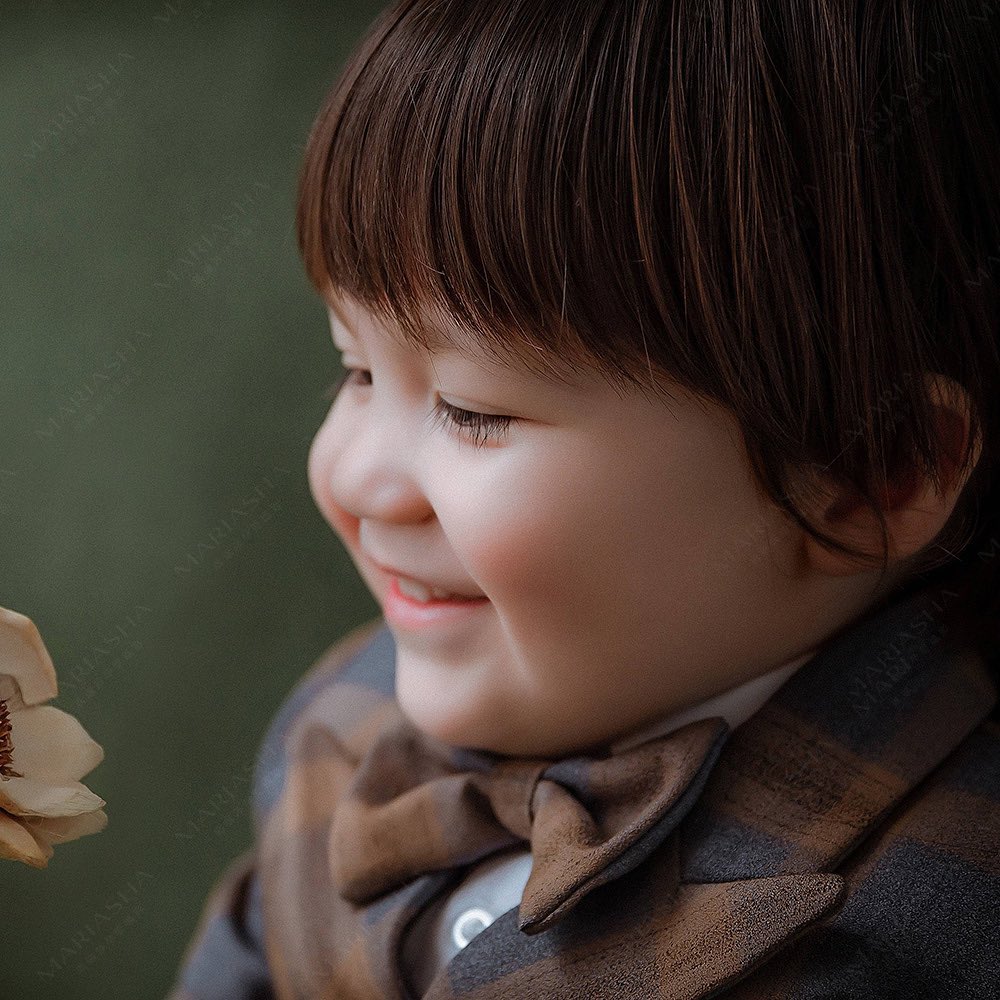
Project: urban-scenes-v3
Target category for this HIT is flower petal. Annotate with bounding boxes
[0,607,58,707]
[0,809,52,868]
[7,704,104,782]
[0,775,105,817]
[21,807,108,847]
[0,674,27,712]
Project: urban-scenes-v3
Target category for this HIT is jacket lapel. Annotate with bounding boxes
[681,580,997,883]
[422,581,997,999]
[422,834,845,1000]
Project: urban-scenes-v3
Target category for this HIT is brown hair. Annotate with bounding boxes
[296,0,1000,661]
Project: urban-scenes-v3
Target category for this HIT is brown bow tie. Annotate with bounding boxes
[328,710,730,935]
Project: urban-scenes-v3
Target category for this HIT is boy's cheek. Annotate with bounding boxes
[306,425,354,543]
[452,505,565,596]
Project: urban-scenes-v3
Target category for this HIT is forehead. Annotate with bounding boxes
[324,292,455,353]
[323,289,606,391]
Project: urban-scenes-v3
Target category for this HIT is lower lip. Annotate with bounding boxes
[381,575,490,629]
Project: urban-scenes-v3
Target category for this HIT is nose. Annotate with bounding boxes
[318,399,433,526]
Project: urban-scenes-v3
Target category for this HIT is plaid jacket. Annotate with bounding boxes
[167,580,1000,999]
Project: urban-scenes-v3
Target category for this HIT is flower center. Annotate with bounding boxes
[0,697,23,780]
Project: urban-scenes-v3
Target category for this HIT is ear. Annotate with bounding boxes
[802,373,982,576]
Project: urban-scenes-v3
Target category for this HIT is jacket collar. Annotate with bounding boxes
[681,578,996,881]
[609,645,815,754]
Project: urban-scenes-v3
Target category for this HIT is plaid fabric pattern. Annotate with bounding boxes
[166,581,1000,999]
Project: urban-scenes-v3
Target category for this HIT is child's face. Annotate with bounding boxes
[308,296,849,757]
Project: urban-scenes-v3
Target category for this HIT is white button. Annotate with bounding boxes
[452,907,495,949]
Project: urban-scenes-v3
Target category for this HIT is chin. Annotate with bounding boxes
[396,683,503,754]
[399,698,482,751]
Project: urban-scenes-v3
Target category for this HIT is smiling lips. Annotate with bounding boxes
[381,575,490,630]
[365,553,487,601]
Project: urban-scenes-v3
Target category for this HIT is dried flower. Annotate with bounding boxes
[0,606,107,868]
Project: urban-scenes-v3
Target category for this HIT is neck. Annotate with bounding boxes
[609,647,818,754]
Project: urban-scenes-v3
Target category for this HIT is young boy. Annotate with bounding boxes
[167,1,1000,997]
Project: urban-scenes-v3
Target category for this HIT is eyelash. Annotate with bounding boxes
[323,367,516,449]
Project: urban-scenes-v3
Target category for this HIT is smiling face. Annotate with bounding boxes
[307,295,887,757]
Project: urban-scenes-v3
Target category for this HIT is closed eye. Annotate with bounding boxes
[324,367,516,449]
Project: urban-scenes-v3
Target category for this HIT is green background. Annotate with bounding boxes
[1,3,383,997]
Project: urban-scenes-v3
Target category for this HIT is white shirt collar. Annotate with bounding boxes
[609,647,817,754]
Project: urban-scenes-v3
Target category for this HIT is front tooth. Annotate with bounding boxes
[397,577,454,602]
[397,577,432,601]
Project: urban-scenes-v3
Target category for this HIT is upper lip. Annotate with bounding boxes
[364,554,487,599]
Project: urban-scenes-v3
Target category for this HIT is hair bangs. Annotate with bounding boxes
[296,1,705,397]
